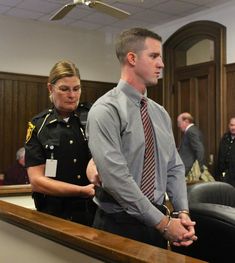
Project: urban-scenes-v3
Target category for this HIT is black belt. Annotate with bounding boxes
[152,203,167,214]
[96,187,166,209]
[32,192,91,211]
[98,203,167,224]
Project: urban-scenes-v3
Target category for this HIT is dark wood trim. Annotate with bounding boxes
[0,72,48,82]
[0,200,206,263]
[0,185,32,197]
[224,63,235,129]
[225,63,235,72]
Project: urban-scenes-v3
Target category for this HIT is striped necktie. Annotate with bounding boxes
[140,98,155,202]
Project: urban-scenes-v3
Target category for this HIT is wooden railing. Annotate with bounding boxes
[0,200,207,263]
[0,184,32,197]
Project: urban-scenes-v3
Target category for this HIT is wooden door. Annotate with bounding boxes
[173,62,216,173]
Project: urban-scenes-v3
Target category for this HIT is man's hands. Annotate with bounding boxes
[156,213,197,247]
[174,211,198,246]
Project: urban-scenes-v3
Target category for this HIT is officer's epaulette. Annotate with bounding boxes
[26,108,54,143]
[37,109,54,135]
[32,108,54,121]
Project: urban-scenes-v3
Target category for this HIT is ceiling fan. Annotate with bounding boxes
[50,0,131,21]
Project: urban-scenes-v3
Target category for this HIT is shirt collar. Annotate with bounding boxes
[46,107,78,125]
[185,123,194,132]
[117,79,148,107]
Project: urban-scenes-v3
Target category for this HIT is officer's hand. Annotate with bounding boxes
[80,184,95,198]
[86,158,102,186]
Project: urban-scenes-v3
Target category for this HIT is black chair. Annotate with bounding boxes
[187,181,235,207]
[172,182,235,263]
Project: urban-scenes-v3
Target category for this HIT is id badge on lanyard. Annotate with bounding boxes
[45,147,57,177]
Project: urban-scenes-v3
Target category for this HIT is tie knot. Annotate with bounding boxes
[141,97,147,107]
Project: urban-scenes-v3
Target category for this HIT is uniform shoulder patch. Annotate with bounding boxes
[26,121,36,143]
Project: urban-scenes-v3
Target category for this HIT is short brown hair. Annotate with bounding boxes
[115,27,162,64]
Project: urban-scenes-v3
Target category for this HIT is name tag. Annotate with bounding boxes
[45,159,57,177]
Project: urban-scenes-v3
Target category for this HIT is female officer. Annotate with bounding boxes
[25,60,96,226]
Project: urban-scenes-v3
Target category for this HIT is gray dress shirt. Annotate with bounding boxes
[86,79,188,227]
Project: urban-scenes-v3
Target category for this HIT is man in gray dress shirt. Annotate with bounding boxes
[86,27,197,249]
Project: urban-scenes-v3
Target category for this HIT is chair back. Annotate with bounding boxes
[187,181,235,207]
[173,182,235,262]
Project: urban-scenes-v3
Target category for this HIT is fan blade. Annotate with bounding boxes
[50,3,76,20]
[89,1,130,19]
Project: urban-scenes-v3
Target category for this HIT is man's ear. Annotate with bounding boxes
[127,52,137,66]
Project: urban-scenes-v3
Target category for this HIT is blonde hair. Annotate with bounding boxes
[48,60,81,102]
[48,60,80,84]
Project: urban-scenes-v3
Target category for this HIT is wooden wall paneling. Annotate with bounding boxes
[0,80,5,172]
[17,79,50,156]
[80,79,163,105]
[173,63,216,172]
[0,80,4,173]
[80,80,116,104]
[225,63,235,124]
[12,80,21,161]
[0,72,164,176]
[19,81,29,145]
[147,79,163,105]
[2,79,14,171]
[0,73,49,174]
[0,73,118,175]
[196,73,216,167]
[12,80,18,143]
[174,78,191,143]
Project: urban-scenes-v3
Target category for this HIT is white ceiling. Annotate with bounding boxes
[0,0,232,33]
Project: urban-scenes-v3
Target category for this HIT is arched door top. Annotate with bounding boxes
[163,20,226,117]
[164,20,226,49]
[163,20,226,174]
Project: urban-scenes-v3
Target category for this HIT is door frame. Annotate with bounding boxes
[163,20,226,151]
[173,62,216,171]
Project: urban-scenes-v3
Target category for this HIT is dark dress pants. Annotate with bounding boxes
[93,208,167,249]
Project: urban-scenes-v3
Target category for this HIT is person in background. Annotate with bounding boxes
[25,60,96,226]
[3,147,29,185]
[216,117,235,187]
[177,112,205,175]
[86,27,197,249]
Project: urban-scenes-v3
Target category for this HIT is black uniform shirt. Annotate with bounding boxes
[217,132,235,179]
[25,107,91,186]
